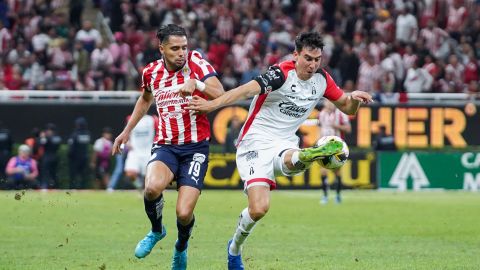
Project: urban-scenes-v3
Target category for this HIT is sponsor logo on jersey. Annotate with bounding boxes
[161,110,186,119]
[278,101,308,118]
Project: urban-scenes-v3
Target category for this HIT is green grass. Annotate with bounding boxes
[0,190,479,270]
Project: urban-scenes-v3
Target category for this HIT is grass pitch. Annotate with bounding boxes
[0,190,479,270]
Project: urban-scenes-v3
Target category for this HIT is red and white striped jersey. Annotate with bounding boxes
[318,109,350,139]
[142,50,217,145]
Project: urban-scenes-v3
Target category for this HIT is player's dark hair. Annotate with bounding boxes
[156,24,187,44]
[294,31,324,52]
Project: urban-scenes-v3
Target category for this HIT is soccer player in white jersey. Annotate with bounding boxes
[317,100,351,204]
[187,31,372,269]
[124,114,155,189]
[112,24,224,270]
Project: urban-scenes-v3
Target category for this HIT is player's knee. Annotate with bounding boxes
[144,179,163,199]
[249,204,269,221]
[176,208,193,223]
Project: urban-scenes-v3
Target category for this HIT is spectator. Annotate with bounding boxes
[395,7,418,44]
[69,0,84,30]
[444,54,465,92]
[91,127,113,189]
[5,144,39,190]
[220,67,238,90]
[91,41,113,90]
[419,19,450,60]
[68,117,91,189]
[109,32,130,91]
[23,53,46,90]
[373,125,396,151]
[72,40,92,91]
[224,115,242,153]
[75,20,102,53]
[337,43,360,87]
[357,54,382,93]
[404,59,434,93]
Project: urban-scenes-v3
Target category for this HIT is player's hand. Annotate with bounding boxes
[186,96,215,115]
[112,131,129,155]
[351,91,374,103]
[178,79,196,98]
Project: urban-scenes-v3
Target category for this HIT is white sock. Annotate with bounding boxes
[229,208,256,256]
[291,151,300,166]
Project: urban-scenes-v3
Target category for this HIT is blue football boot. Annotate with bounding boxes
[171,240,188,270]
[134,226,166,258]
[227,239,244,270]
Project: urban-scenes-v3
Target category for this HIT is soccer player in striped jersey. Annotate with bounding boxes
[112,24,224,270]
[187,31,372,269]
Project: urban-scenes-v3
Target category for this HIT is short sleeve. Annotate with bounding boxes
[322,69,344,101]
[189,51,218,81]
[254,66,286,94]
[141,64,153,92]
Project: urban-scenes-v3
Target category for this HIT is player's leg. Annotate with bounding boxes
[227,145,276,270]
[321,168,329,204]
[135,147,177,259]
[171,186,200,270]
[171,142,209,270]
[229,185,270,254]
[227,185,270,270]
[335,170,342,203]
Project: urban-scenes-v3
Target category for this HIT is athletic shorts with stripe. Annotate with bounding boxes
[236,138,303,191]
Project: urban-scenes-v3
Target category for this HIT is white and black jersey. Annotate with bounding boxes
[236,60,344,147]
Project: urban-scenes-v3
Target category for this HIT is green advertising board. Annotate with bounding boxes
[378,152,480,191]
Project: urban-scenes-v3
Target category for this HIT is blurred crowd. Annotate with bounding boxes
[0,0,479,99]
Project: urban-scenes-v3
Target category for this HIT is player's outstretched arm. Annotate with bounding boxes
[179,76,225,99]
[332,91,373,115]
[112,91,154,155]
[186,80,261,114]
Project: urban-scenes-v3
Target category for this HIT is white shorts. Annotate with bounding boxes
[236,138,300,191]
[124,150,150,175]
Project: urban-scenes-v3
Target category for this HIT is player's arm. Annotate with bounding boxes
[187,80,261,114]
[331,92,372,115]
[179,76,225,99]
[112,90,154,154]
[187,65,285,114]
[203,76,225,99]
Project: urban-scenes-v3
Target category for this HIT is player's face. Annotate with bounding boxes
[159,35,188,70]
[294,47,322,80]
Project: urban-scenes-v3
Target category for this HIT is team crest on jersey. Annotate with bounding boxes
[193,153,206,164]
[182,66,190,77]
[245,150,258,161]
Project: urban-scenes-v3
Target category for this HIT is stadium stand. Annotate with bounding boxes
[0,0,478,97]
